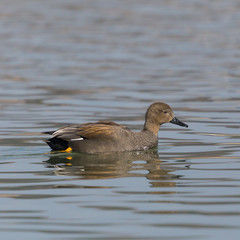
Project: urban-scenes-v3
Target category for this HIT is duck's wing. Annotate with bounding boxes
[52,121,130,140]
[45,121,131,151]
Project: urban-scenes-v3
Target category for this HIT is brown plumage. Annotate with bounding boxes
[44,102,188,154]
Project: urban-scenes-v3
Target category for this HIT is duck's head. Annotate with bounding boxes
[144,102,188,133]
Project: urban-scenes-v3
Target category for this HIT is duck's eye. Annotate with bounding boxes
[163,110,168,114]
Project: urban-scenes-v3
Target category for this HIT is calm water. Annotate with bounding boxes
[0,0,240,239]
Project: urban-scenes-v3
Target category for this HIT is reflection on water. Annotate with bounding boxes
[45,150,165,179]
[1,0,240,239]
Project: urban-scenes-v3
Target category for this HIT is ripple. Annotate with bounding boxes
[1,0,240,239]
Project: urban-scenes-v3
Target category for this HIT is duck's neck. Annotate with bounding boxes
[143,121,161,136]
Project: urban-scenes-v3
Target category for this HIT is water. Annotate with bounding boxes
[0,0,240,239]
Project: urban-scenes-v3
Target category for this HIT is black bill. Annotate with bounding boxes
[170,117,188,128]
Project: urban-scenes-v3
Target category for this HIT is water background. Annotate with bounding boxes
[0,0,240,239]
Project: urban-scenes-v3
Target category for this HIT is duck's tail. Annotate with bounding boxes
[43,131,68,150]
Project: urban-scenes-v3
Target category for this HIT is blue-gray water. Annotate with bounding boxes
[0,0,240,239]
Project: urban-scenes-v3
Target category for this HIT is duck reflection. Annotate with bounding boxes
[44,150,178,187]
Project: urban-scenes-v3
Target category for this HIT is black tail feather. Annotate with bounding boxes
[46,137,69,151]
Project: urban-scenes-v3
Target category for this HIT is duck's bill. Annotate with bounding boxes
[170,117,188,128]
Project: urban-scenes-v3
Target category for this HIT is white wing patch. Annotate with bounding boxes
[70,137,84,141]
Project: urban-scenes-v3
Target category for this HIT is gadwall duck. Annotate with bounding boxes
[44,102,188,153]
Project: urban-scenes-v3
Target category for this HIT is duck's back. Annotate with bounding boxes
[45,121,158,153]
[46,121,132,153]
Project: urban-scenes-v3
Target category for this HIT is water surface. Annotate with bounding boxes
[0,0,240,239]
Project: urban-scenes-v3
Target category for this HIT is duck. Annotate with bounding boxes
[44,102,188,154]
